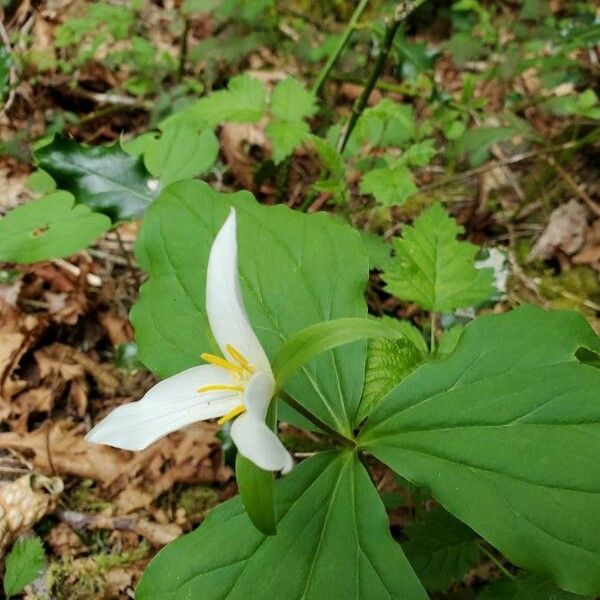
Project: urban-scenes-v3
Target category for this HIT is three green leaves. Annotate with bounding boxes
[134,182,600,598]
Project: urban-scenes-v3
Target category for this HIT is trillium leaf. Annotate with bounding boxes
[478,573,589,600]
[402,507,480,592]
[132,180,369,437]
[35,136,160,221]
[382,203,495,311]
[136,452,426,599]
[360,305,600,597]
[0,191,111,263]
[143,125,219,186]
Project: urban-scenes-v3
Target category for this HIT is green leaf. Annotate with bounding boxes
[451,127,518,167]
[360,231,392,271]
[402,507,480,592]
[26,169,56,194]
[0,47,12,101]
[0,192,111,263]
[354,100,416,149]
[360,305,600,597]
[35,136,160,221]
[360,164,417,206]
[382,203,494,311]
[270,77,317,122]
[479,573,589,599]
[144,126,219,185]
[235,453,275,535]
[399,140,437,167]
[272,317,405,389]
[357,318,427,424]
[136,452,426,599]
[266,119,310,164]
[4,537,46,597]
[310,135,344,178]
[162,74,265,129]
[131,180,369,437]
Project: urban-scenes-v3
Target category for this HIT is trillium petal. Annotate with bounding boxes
[206,209,271,375]
[231,414,293,474]
[86,365,238,451]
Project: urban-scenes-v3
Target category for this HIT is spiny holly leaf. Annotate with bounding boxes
[357,317,427,423]
[270,77,317,122]
[361,305,600,597]
[382,203,494,311]
[161,74,265,129]
[360,164,418,206]
[478,573,589,600]
[266,119,310,164]
[4,537,46,597]
[143,125,219,185]
[0,191,111,263]
[35,136,160,221]
[402,507,480,592]
[136,452,426,599]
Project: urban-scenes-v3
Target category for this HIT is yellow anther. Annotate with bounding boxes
[200,353,245,375]
[217,404,246,425]
[226,344,255,373]
[197,384,244,394]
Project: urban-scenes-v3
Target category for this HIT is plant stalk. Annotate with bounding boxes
[430,311,436,354]
[477,542,514,579]
[337,0,428,153]
[311,0,370,96]
[278,390,355,449]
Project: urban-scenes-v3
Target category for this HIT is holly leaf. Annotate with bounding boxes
[479,573,589,599]
[132,180,369,437]
[270,77,317,122]
[266,119,310,164]
[402,507,480,592]
[144,126,219,185]
[35,136,160,221]
[0,191,111,263]
[4,537,46,597]
[136,452,426,599]
[382,203,494,311]
[360,305,600,597]
[360,164,418,206]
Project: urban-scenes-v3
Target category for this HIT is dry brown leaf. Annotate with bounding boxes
[529,199,588,261]
[98,311,134,346]
[0,473,63,550]
[46,521,86,557]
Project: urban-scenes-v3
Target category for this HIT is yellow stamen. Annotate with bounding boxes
[200,353,245,375]
[197,384,244,394]
[226,344,255,373]
[217,404,246,425]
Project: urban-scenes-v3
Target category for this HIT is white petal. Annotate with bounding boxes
[206,209,271,375]
[231,414,293,474]
[242,371,274,419]
[86,365,238,451]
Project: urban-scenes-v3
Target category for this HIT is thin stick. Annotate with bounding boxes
[337,0,428,152]
[311,0,370,96]
[278,390,355,448]
[429,312,436,354]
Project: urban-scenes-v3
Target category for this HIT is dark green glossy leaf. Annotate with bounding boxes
[35,136,160,221]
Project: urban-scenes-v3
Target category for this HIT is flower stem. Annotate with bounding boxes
[278,391,355,448]
[337,0,428,153]
[477,541,514,579]
[311,0,370,96]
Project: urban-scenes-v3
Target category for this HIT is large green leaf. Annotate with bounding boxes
[360,305,600,596]
[402,507,480,592]
[478,573,589,600]
[35,136,160,221]
[136,452,426,599]
[131,180,369,436]
[382,203,494,311]
[0,191,111,263]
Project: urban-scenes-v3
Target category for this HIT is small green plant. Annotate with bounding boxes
[3,537,46,598]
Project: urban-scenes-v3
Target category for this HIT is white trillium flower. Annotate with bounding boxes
[86,209,293,474]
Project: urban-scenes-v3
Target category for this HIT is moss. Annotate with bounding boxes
[177,486,220,524]
[46,543,149,600]
[69,480,112,513]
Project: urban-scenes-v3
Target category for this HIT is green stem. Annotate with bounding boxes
[337,0,428,153]
[477,542,514,579]
[430,311,436,354]
[311,0,370,96]
[278,390,355,449]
